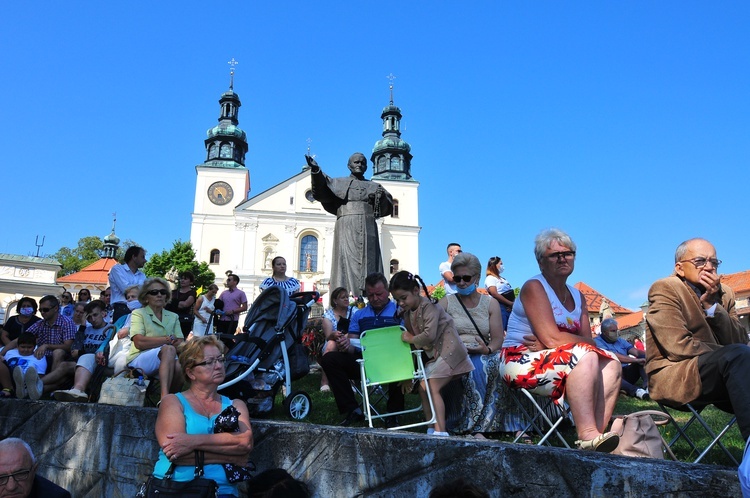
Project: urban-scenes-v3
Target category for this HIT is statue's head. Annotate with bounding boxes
[347,153,368,177]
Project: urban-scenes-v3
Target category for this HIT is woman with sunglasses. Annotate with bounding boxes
[76,289,91,304]
[153,335,253,497]
[153,336,253,497]
[438,252,521,437]
[126,277,184,400]
[501,228,622,453]
[59,292,75,319]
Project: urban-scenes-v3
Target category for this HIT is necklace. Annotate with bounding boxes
[191,391,217,419]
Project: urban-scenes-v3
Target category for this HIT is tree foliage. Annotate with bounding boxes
[144,240,215,290]
[53,236,139,276]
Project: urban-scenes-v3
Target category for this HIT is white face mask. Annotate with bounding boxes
[497,264,505,274]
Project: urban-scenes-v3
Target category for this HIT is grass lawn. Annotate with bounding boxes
[264,368,744,466]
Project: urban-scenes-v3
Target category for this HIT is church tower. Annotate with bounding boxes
[372,76,420,277]
[191,59,250,268]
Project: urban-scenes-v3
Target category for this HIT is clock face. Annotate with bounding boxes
[208,181,234,206]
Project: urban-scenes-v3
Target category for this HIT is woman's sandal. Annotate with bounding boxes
[575,432,620,453]
[0,388,12,398]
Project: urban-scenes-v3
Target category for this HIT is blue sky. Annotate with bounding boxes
[1,2,748,310]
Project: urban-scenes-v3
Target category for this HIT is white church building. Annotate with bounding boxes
[190,79,420,304]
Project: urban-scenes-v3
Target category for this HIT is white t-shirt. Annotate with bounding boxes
[439,261,457,295]
[4,349,48,375]
[485,275,512,294]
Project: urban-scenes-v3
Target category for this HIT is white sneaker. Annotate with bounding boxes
[12,367,25,399]
[53,388,88,402]
[24,367,43,400]
[635,388,650,400]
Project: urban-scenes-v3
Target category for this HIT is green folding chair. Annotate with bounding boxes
[357,326,436,431]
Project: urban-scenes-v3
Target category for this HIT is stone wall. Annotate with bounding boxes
[0,400,740,497]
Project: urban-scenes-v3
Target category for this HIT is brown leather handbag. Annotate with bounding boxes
[610,410,676,460]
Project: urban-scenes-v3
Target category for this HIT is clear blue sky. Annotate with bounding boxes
[2,2,748,310]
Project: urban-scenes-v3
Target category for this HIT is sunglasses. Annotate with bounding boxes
[453,275,474,283]
[147,289,169,296]
[39,305,58,313]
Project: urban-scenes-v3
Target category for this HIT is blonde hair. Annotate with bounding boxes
[178,335,226,376]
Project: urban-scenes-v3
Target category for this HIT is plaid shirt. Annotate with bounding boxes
[27,314,77,357]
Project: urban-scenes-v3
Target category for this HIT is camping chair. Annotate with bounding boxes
[657,401,739,465]
[507,387,573,448]
[356,326,436,431]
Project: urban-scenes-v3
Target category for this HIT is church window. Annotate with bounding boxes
[210,249,220,264]
[299,235,318,272]
[390,259,399,275]
[208,143,218,159]
[391,157,401,171]
[220,143,232,158]
[392,199,399,218]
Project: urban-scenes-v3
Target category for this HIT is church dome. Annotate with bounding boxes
[103,231,120,246]
[372,136,411,155]
[207,123,247,141]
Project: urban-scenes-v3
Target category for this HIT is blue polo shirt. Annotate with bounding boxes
[348,301,402,337]
[594,336,633,357]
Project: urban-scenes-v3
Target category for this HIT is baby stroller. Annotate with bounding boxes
[218,287,319,420]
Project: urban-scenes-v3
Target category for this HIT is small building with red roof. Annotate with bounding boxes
[56,227,120,301]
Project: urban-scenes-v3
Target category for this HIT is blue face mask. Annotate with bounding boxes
[456,283,477,296]
[19,307,34,317]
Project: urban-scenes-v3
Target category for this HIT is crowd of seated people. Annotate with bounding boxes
[3,234,745,466]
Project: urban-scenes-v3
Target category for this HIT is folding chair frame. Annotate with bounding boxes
[357,327,436,431]
[509,387,572,448]
[657,402,739,465]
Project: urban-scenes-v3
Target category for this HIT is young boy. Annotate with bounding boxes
[53,299,114,402]
[6,332,48,399]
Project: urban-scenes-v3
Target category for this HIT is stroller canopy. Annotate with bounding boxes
[243,286,299,334]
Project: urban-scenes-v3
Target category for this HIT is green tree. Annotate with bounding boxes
[144,240,215,290]
[53,236,105,276]
[431,285,446,301]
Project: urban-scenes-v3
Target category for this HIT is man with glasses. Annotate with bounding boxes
[0,437,70,497]
[646,238,750,441]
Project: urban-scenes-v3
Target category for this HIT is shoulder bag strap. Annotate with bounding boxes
[455,296,489,346]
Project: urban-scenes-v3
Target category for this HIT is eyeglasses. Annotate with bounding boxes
[194,355,226,368]
[0,469,31,486]
[546,251,576,261]
[39,305,58,313]
[679,257,722,269]
[453,275,474,283]
[147,289,169,296]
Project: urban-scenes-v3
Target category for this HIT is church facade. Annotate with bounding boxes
[190,81,420,304]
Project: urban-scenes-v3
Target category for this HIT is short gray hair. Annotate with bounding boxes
[534,228,577,262]
[674,238,708,263]
[0,437,36,464]
[451,252,481,278]
[600,318,618,332]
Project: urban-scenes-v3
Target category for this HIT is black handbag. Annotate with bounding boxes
[136,451,218,498]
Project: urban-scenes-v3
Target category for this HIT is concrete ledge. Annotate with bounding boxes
[0,400,740,497]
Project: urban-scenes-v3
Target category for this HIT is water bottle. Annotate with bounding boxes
[136,376,145,387]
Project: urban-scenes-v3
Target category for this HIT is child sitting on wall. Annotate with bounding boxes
[5,332,48,399]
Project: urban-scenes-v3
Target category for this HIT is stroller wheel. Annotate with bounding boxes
[283,390,312,420]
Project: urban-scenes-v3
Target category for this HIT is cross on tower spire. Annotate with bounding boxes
[386,73,396,104]
[228,58,239,90]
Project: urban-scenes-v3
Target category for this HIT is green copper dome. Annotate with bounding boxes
[207,124,247,141]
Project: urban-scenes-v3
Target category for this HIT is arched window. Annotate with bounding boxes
[392,199,399,218]
[219,143,232,158]
[390,259,399,275]
[299,235,318,272]
[210,249,220,264]
[208,143,218,159]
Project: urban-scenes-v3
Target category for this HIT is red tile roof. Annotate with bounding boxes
[56,258,118,286]
[722,270,750,296]
[574,282,636,315]
[615,310,644,329]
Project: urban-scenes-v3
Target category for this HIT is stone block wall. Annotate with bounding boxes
[0,400,740,497]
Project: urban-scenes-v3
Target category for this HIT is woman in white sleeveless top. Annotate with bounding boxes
[191,284,219,338]
[501,229,621,453]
